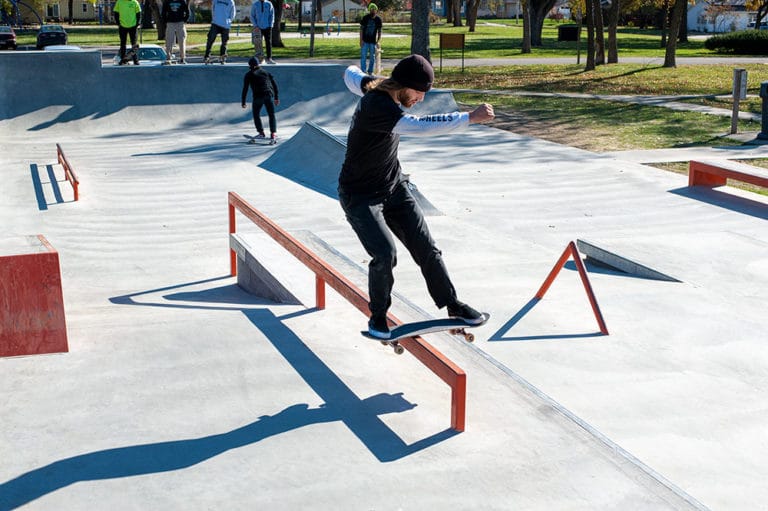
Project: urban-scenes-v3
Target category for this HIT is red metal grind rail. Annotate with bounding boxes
[228,191,468,431]
[56,143,80,201]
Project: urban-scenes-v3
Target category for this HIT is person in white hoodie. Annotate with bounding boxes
[203,0,236,63]
[250,0,275,64]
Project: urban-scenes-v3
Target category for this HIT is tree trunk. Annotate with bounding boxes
[68,0,73,24]
[606,0,619,63]
[584,0,595,70]
[529,0,557,46]
[411,0,432,61]
[660,0,669,47]
[272,0,284,47]
[678,6,687,43]
[451,0,462,26]
[522,0,531,53]
[663,0,686,67]
[594,0,605,65]
[467,0,479,31]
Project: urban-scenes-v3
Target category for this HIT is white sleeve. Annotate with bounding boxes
[393,112,470,136]
[343,65,368,97]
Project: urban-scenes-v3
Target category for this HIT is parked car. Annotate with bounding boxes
[112,44,173,66]
[36,24,68,49]
[43,45,83,52]
[0,25,17,50]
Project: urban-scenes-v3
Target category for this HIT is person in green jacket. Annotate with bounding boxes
[113,0,142,65]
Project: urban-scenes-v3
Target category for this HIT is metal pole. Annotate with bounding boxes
[731,68,747,135]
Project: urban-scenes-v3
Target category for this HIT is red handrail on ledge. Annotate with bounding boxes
[228,191,468,431]
[56,143,79,201]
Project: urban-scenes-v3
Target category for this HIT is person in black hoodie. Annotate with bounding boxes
[161,0,190,63]
[242,56,280,144]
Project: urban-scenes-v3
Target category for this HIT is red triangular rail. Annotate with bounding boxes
[535,241,609,335]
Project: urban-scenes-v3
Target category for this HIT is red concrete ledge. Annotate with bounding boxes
[0,235,69,357]
[689,159,768,189]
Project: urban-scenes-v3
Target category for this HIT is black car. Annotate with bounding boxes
[0,26,17,50]
[36,24,67,49]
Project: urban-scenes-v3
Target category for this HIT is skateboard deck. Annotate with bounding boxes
[252,27,263,61]
[243,134,277,145]
[361,313,490,354]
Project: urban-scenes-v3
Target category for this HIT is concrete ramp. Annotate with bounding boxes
[261,121,442,214]
[0,52,350,132]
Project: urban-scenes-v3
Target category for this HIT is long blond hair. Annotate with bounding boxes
[364,77,404,94]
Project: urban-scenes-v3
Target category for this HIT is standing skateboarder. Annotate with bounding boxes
[113,0,142,65]
[203,0,236,64]
[242,56,279,144]
[339,55,495,339]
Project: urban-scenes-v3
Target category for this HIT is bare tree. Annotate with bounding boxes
[584,0,596,70]
[272,0,284,48]
[411,0,431,60]
[522,0,531,53]
[528,0,558,45]
[663,0,686,67]
[594,0,605,65]
[605,0,620,63]
[467,0,480,30]
[448,0,462,26]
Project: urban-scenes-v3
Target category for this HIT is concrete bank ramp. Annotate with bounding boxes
[261,121,442,214]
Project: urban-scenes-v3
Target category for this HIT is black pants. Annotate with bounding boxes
[260,27,273,59]
[252,95,276,134]
[118,25,138,61]
[204,24,230,57]
[339,180,457,319]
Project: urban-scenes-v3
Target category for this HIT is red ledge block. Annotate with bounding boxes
[1,235,69,357]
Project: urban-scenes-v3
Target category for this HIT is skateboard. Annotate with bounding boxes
[361,313,490,355]
[204,54,226,65]
[120,44,139,65]
[243,134,277,145]
[252,27,263,62]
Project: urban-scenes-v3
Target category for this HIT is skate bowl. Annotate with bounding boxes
[0,51,354,132]
[0,51,462,134]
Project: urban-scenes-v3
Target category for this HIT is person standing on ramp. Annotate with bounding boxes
[339,54,495,339]
[242,56,280,144]
[203,0,236,64]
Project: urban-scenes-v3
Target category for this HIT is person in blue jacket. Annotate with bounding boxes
[203,0,236,63]
[250,0,276,64]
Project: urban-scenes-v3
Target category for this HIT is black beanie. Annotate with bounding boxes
[391,54,434,92]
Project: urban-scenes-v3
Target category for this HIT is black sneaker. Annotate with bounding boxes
[447,301,484,325]
[367,315,390,339]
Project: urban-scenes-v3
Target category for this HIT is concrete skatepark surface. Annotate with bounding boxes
[1,52,767,510]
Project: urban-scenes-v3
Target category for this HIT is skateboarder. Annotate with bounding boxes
[359,3,381,74]
[250,0,275,64]
[113,0,141,65]
[203,0,236,64]
[339,54,495,339]
[242,56,279,143]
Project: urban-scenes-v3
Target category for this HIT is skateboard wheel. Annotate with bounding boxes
[465,333,475,342]
[380,340,388,346]
[393,344,404,355]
